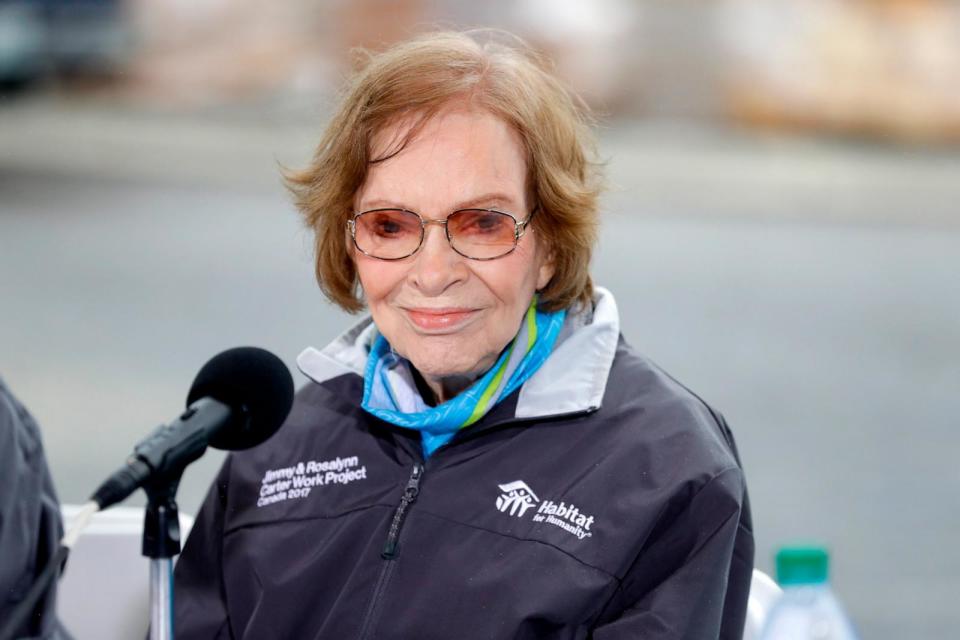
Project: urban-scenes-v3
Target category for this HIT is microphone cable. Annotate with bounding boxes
[0,502,99,640]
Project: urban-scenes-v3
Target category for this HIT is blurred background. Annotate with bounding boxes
[1,0,958,637]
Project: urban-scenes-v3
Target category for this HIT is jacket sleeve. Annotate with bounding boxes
[173,456,234,639]
[0,378,73,640]
[592,467,754,640]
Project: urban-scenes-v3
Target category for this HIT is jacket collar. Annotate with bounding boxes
[297,287,620,420]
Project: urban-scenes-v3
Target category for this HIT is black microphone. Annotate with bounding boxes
[91,347,294,510]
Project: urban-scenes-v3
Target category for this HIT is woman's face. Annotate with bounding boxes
[353,106,554,400]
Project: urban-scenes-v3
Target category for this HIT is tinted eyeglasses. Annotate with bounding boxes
[348,207,536,261]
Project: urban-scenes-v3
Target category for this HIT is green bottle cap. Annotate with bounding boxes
[775,545,829,586]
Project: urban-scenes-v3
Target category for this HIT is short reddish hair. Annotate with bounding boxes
[286,30,603,313]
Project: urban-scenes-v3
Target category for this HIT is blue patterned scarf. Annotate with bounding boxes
[361,298,566,457]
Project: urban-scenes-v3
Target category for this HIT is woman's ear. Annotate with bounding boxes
[536,247,556,291]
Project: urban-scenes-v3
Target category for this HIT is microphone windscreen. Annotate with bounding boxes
[186,347,294,450]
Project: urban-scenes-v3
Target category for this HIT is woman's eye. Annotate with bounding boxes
[477,216,500,230]
[375,220,402,236]
[466,213,505,233]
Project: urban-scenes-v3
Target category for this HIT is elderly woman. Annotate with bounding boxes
[174,31,753,639]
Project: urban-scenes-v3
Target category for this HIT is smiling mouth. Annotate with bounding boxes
[404,308,480,332]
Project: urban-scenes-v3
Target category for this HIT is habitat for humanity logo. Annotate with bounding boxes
[495,480,595,540]
[496,481,539,517]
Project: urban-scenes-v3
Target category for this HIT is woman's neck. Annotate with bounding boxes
[413,369,478,405]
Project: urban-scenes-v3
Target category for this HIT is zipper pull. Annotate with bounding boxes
[403,464,423,500]
[381,464,423,559]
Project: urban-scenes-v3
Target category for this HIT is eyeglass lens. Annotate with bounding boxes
[353,209,519,260]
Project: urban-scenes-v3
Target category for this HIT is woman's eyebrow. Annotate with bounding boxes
[452,193,518,210]
[358,198,408,210]
[358,193,521,213]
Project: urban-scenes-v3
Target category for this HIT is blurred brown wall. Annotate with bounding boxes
[116,0,960,143]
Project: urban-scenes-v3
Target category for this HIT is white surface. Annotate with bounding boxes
[744,569,783,640]
[58,505,194,640]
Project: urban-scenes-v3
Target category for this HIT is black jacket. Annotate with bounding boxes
[0,377,72,640]
[174,289,754,639]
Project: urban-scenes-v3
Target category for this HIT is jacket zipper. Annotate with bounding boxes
[381,462,423,558]
[358,463,424,639]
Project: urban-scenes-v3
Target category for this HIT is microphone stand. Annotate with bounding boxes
[142,472,185,640]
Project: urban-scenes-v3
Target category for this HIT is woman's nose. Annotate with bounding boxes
[407,223,468,295]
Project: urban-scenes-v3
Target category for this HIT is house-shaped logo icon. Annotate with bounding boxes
[496,480,539,517]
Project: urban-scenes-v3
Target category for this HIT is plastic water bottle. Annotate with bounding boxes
[759,546,859,640]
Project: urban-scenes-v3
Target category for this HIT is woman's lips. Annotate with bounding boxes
[404,308,479,331]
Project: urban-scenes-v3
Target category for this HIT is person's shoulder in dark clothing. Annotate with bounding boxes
[0,377,73,639]
[599,338,755,640]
